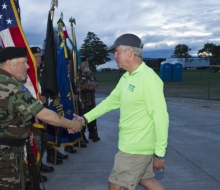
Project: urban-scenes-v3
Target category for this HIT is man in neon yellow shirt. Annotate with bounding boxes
[78,34,169,190]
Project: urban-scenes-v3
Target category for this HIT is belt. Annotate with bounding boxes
[0,138,26,146]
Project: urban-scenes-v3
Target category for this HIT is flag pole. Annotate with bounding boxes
[50,0,58,20]
[69,17,82,153]
[69,17,79,115]
[49,0,58,167]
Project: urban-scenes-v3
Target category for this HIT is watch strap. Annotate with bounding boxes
[155,154,165,160]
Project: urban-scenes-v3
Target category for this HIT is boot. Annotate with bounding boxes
[88,122,100,142]
[46,148,63,165]
[82,131,89,143]
[40,161,54,173]
[64,146,77,153]
[91,131,100,142]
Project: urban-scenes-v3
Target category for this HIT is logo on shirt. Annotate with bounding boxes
[22,86,29,93]
[128,84,135,92]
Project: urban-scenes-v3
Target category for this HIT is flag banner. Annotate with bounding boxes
[62,19,82,115]
[47,18,81,148]
[0,0,40,100]
[40,11,58,98]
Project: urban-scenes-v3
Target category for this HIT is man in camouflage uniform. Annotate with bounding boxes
[79,57,100,142]
[0,47,83,190]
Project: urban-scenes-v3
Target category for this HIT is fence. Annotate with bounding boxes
[95,68,220,100]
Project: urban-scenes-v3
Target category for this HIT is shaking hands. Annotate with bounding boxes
[68,114,86,134]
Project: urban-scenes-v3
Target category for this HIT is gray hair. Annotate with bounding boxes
[120,45,143,58]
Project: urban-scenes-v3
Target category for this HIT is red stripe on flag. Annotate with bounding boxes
[9,27,39,98]
[62,27,69,38]
[9,27,25,46]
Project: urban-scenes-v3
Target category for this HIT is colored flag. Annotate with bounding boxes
[47,18,81,148]
[40,11,58,98]
[0,0,40,100]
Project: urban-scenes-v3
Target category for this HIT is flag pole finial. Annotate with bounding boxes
[50,0,58,20]
[50,0,58,9]
[69,17,76,27]
[60,12,63,20]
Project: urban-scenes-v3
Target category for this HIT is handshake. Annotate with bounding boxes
[68,114,86,134]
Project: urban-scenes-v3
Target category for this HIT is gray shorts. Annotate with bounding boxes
[108,150,155,190]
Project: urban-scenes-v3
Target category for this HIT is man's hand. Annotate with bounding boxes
[67,114,85,134]
[73,114,85,126]
[88,82,98,90]
[153,157,165,171]
[68,119,82,134]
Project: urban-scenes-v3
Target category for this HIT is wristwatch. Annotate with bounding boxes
[155,154,165,160]
[82,115,88,125]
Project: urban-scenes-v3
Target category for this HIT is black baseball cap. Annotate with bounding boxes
[30,47,41,54]
[0,47,27,63]
[107,33,143,51]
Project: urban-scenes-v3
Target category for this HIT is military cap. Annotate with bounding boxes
[0,47,27,63]
[107,33,143,51]
[81,56,88,62]
[30,47,41,54]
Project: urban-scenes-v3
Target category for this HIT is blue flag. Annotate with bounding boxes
[47,18,81,148]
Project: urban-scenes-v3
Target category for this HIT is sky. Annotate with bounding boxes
[18,0,220,68]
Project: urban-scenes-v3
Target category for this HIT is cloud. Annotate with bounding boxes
[17,0,220,59]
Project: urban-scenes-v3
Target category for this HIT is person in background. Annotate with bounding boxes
[29,47,53,183]
[79,57,100,142]
[75,34,169,190]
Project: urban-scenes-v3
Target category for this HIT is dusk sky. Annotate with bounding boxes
[16,0,220,68]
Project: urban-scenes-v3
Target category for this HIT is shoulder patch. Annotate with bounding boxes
[22,86,29,93]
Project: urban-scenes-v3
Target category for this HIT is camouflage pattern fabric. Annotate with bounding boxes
[79,70,97,133]
[79,70,97,109]
[40,127,48,158]
[0,69,44,189]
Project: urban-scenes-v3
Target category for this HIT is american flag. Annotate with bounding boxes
[0,0,40,101]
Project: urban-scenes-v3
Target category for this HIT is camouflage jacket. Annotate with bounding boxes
[79,69,97,107]
[0,69,44,154]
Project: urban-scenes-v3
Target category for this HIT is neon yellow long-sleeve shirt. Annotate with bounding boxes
[84,62,169,156]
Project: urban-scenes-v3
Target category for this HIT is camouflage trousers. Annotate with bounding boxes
[24,127,42,184]
[0,145,26,190]
[41,128,48,158]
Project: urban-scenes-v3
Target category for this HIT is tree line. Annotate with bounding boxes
[172,43,220,63]
[42,31,111,72]
[2,31,220,71]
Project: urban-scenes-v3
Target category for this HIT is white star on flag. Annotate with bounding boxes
[2,3,7,9]
[6,18,12,24]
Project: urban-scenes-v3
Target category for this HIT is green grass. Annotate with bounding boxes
[95,69,220,100]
